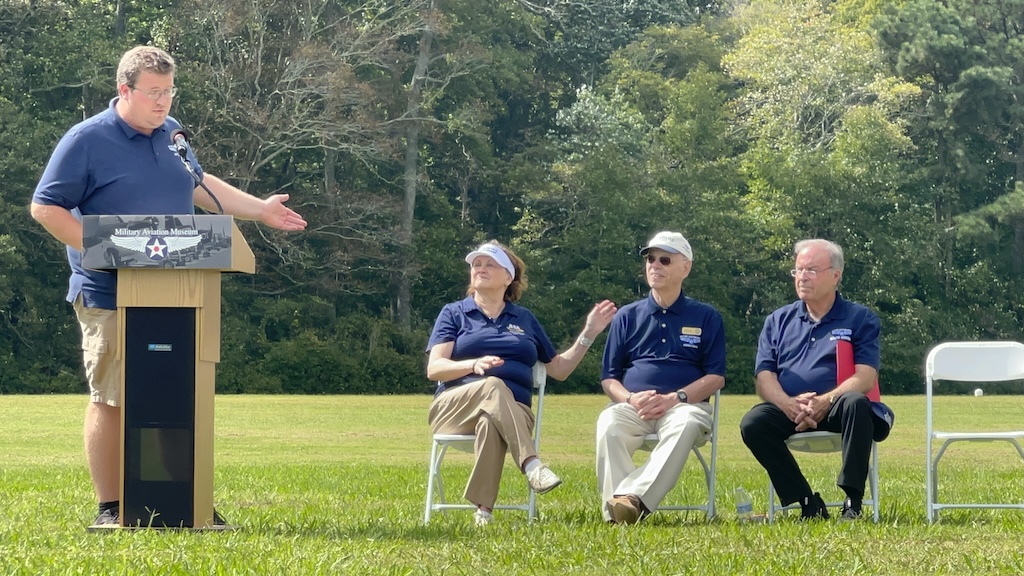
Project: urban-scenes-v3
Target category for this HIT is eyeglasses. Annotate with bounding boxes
[645,255,673,266]
[131,87,178,100]
[790,267,833,278]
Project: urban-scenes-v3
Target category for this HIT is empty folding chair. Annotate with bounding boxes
[925,341,1024,523]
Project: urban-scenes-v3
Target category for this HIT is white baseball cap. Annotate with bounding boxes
[465,243,516,279]
[640,231,693,260]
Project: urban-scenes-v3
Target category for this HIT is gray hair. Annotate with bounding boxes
[794,239,844,272]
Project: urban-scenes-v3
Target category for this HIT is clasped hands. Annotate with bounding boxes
[789,392,830,432]
[627,390,677,421]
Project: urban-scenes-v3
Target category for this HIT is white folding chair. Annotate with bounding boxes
[767,431,880,522]
[925,341,1024,523]
[424,364,547,523]
[639,389,720,520]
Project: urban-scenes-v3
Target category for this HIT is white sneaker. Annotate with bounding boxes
[526,465,562,494]
[474,509,493,526]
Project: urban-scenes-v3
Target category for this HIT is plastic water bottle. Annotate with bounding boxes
[734,487,753,522]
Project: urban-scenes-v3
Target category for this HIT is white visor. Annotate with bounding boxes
[465,243,516,280]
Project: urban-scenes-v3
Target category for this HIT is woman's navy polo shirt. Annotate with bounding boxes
[601,292,727,394]
[426,297,557,407]
[32,98,202,310]
[755,293,881,396]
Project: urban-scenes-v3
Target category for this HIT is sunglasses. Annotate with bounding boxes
[645,255,673,266]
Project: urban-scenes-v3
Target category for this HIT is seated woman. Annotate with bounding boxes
[427,240,616,526]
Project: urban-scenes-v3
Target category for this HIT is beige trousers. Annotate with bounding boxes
[428,377,537,508]
[595,401,712,521]
[73,296,120,407]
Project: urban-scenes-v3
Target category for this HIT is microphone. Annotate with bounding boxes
[170,129,190,158]
[169,127,224,214]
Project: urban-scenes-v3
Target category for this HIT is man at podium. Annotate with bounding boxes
[29,45,306,527]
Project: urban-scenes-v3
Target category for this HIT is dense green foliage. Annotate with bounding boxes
[2,0,1022,396]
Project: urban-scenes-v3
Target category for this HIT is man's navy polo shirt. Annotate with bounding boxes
[601,292,726,394]
[755,292,881,397]
[32,98,203,310]
[426,297,557,407]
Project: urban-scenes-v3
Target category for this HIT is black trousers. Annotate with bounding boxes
[739,393,890,506]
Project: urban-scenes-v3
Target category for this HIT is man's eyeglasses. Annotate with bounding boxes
[790,267,833,278]
[645,255,673,266]
[132,87,178,100]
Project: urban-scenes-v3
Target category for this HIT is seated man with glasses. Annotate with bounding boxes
[740,239,891,521]
[595,231,726,524]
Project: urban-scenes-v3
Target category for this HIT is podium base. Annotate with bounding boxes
[86,523,239,533]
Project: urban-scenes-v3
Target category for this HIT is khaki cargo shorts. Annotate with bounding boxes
[73,296,120,407]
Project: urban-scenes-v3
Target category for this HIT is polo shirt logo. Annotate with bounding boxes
[506,324,525,335]
[681,327,702,335]
[830,328,852,341]
[679,334,701,348]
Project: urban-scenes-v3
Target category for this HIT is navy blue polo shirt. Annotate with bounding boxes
[32,98,202,310]
[601,292,726,394]
[426,297,557,407]
[755,293,881,396]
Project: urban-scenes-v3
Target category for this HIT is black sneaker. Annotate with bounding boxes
[800,492,830,520]
[840,498,862,520]
[93,507,119,526]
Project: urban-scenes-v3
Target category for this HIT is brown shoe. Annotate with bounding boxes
[608,494,644,525]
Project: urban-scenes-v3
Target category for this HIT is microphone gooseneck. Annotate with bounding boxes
[170,128,224,214]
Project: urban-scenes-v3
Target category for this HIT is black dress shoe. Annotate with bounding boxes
[840,498,862,520]
[800,492,830,520]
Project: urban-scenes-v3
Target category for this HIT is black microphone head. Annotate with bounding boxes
[170,129,190,145]
[170,129,190,158]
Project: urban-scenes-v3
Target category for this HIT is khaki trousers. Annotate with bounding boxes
[595,401,712,521]
[428,377,537,509]
[72,296,120,407]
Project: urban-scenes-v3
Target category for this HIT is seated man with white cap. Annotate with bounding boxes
[426,240,617,526]
[595,231,726,524]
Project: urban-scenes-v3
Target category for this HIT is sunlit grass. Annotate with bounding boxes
[2,394,1024,574]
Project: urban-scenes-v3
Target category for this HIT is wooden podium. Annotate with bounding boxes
[81,214,254,530]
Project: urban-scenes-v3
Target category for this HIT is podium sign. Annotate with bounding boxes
[83,214,253,530]
[82,214,252,272]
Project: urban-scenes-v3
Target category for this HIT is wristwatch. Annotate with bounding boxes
[676,390,688,404]
[578,335,593,347]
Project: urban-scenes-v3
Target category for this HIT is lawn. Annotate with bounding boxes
[2,393,1023,575]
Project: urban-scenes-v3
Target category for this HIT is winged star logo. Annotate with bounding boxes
[146,237,168,259]
[110,234,202,261]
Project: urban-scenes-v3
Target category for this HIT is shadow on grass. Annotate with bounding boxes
[919,511,1024,527]
[228,505,729,541]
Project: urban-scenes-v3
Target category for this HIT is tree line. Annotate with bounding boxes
[1,0,1021,397]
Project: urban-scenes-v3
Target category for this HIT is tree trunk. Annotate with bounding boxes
[396,3,436,331]
[115,0,126,38]
[324,148,337,200]
[1013,135,1024,274]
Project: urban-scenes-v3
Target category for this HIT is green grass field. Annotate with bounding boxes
[2,393,1024,575]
